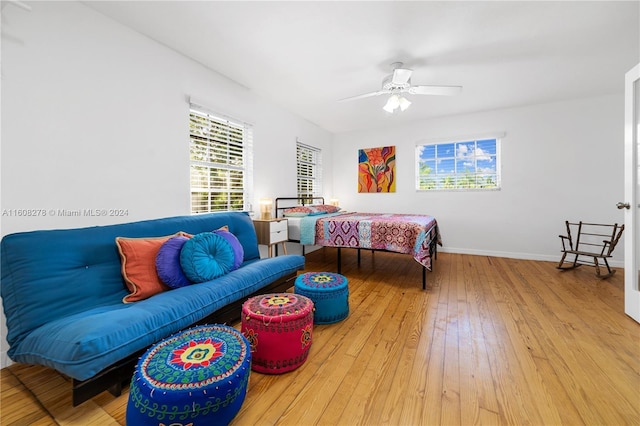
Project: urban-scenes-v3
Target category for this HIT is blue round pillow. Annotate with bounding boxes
[180,232,235,283]
[155,236,192,289]
[213,229,244,271]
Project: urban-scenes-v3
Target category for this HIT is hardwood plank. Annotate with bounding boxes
[365,284,432,425]
[440,251,463,426]
[397,256,448,426]
[0,368,55,426]
[499,257,639,424]
[292,272,401,425]
[485,258,563,425]
[338,270,423,425]
[464,256,503,420]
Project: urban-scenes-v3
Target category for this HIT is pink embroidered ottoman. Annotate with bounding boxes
[241,293,314,374]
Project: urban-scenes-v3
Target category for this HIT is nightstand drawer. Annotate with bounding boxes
[270,219,288,233]
[270,228,288,244]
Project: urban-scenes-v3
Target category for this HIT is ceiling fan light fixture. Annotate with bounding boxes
[383,95,400,113]
[383,94,410,113]
[398,96,411,111]
[338,61,462,104]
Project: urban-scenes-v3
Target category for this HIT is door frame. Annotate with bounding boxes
[624,62,640,323]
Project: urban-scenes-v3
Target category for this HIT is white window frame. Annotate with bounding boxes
[189,103,253,213]
[415,135,502,191]
[296,141,323,201]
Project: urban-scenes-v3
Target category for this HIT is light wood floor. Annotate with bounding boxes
[2,249,639,425]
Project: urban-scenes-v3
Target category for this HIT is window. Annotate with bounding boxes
[296,141,322,201]
[416,137,501,190]
[189,106,253,213]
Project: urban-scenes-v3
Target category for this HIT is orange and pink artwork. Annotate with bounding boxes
[358,146,396,193]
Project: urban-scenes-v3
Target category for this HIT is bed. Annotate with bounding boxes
[275,197,441,289]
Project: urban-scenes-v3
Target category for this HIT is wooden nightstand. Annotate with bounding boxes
[253,218,288,257]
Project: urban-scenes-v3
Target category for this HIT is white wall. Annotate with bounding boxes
[332,94,625,264]
[0,1,626,371]
[0,2,332,368]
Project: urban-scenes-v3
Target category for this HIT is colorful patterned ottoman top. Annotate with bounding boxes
[242,293,314,374]
[126,324,251,426]
[295,271,347,290]
[294,272,349,324]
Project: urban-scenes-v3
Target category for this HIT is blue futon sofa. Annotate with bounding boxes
[1,211,304,405]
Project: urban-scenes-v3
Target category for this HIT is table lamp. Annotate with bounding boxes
[259,198,273,220]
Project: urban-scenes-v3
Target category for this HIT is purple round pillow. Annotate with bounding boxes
[213,229,244,271]
[155,236,192,289]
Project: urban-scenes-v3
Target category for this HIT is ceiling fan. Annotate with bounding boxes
[339,62,462,113]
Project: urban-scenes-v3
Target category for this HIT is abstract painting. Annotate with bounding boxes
[358,146,396,193]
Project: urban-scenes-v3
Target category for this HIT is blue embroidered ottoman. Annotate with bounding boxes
[126,324,251,426]
[294,272,349,324]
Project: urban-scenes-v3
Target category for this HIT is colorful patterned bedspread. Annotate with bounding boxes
[301,212,441,270]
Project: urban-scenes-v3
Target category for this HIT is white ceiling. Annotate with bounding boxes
[85,1,639,134]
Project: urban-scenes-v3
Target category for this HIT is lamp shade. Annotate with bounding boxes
[383,95,400,113]
[259,198,273,220]
[398,96,411,111]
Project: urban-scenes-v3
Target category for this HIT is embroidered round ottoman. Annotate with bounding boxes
[241,293,313,374]
[126,324,251,426]
[294,272,349,324]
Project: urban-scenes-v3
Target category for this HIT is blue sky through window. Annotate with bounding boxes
[416,138,500,190]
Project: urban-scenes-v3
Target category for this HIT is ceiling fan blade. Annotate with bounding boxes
[408,85,462,96]
[392,68,412,85]
[338,90,391,102]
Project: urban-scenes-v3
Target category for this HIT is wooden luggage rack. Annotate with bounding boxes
[557,221,624,278]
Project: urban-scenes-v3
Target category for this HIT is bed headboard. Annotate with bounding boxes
[275,197,325,218]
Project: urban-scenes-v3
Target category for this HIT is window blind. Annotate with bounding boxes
[189,105,253,213]
[296,141,322,200]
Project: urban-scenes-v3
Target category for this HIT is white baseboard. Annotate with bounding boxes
[438,246,624,268]
[297,243,625,269]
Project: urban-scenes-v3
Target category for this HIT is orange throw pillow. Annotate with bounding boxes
[116,233,186,303]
